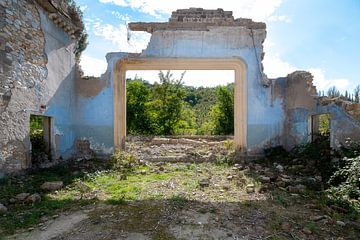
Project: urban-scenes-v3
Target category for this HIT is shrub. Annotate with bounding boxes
[340,138,360,158]
[211,85,234,135]
[327,156,360,202]
[111,150,138,175]
[290,134,335,182]
[215,151,235,166]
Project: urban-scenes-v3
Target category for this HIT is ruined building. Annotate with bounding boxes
[1,5,360,176]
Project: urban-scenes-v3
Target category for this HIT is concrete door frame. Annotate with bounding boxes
[114,57,248,152]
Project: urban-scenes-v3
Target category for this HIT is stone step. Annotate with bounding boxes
[143,153,217,163]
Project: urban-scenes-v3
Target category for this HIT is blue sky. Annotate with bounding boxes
[75,0,360,93]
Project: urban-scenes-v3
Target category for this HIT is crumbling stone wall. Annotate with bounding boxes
[0,0,48,174]
[275,71,360,150]
[0,0,82,176]
[76,9,281,156]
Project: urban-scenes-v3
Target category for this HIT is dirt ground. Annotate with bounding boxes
[1,137,359,240]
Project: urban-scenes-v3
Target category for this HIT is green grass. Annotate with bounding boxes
[1,158,359,239]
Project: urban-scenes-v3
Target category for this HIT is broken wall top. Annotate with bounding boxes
[35,0,83,38]
[129,8,266,33]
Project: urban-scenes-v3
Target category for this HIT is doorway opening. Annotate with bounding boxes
[30,115,53,166]
[114,58,247,152]
[310,113,331,144]
[125,69,236,161]
[125,70,235,137]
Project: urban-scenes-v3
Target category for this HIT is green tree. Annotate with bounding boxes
[149,71,186,135]
[327,86,340,98]
[354,85,360,103]
[210,85,234,135]
[126,78,152,134]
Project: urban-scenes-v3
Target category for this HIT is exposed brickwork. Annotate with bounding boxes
[129,8,266,33]
[169,8,234,23]
[0,0,48,173]
[0,0,47,114]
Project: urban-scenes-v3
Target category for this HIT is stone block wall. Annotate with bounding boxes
[0,0,48,174]
[0,0,80,176]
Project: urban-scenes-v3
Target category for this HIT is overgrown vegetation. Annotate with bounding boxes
[30,115,47,165]
[126,71,234,136]
[327,156,360,208]
[264,135,360,213]
[110,150,138,176]
[65,0,88,61]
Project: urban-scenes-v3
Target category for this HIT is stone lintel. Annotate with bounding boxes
[129,20,266,33]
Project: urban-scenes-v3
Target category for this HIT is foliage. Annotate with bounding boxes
[354,85,360,103]
[327,86,340,98]
[215,151,236,166]
[318,114,331,135]
[30,115,42,130]
[340,137,360,158]
[223,139,234,150]
[110,150,138,175]
[74,32,88,60]
[174,103,197,135]
[64,0,88,60]
[210,85,234,135]
[291,135,334,182]
[126,78,152,135]
[264,137,360,212]
[30,115,47,164]
[327,156,360,209]
[126,72,235,136]
[149,71,186,135]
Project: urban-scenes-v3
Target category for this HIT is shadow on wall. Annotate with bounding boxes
[42,65,78,160]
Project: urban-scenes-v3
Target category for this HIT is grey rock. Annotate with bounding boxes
[15,192,30,202]
[302,227,312,235]
[25,193,41,204]
[40,181,63,191]
[336,220,346,226]
[246,184,255,193]
[0,203,7,213]
[259,176,270,183]
[310,215,325,221]
[275,164,284,172]
[288,184,306,194]
[199,178,210,188]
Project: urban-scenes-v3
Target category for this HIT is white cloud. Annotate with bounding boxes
[263,54,350,92]
[308,68,350,93]
[99,0,283,21]
[267,15,291,23]
[263,54,296,78]
[79,5,88,12]
[80,55,107,77]
[111,11,131,22]
[90,20,151,52]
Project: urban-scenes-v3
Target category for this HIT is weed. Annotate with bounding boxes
[223,139,234,150]
[169,194,188,209]
[110,150,138,174]
[215,151,235,166]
